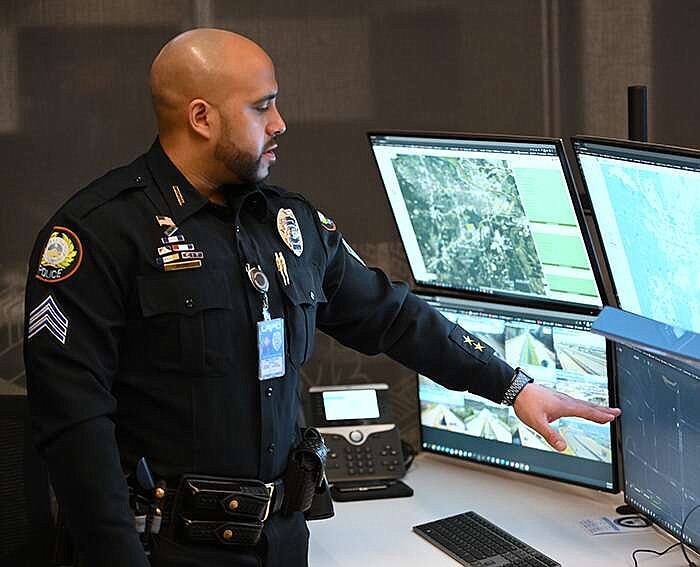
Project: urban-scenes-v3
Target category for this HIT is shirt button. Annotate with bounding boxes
[267,444,276,454]
[309,290,316,301]
[134,176,142,183]
[184,298,194,308]
[235,225,241,234]
[266,386,273,398]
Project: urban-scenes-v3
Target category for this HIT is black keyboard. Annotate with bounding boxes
[413,511,560,567]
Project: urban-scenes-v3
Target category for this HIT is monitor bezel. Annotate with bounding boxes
[613,343,700,556]
[414,292,620,494]
[571,135,700,315]
[367,130,608,316]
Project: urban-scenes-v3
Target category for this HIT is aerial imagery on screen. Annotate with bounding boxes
[577,147,700,334]
[370,136,602,307]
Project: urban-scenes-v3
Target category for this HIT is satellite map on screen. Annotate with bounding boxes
[391,154,547,295]
[600,164,700,333]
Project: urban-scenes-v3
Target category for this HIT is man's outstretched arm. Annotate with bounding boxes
[312,208,621,450]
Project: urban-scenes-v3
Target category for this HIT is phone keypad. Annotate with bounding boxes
[325,435,404,481]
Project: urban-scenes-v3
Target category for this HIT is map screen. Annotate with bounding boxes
[369,134,602,308]
[617,344,700,551]
[574,139,700,333]
[417,295,615,491]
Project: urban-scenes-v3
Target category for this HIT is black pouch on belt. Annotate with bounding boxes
[173,475,271,547]
[182,477,270,522]
[283,427,332,517]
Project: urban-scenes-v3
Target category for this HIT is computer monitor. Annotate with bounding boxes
[368,132,604,311]
[417,294,617,492]
[592,306,700,368]
[616,344,700,553]
[573,137,700,334]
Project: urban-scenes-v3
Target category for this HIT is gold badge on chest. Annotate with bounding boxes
[276,208,303,257]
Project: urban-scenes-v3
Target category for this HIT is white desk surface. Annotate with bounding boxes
[309,453,694,567]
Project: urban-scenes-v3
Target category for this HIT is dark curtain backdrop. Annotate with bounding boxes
[1,0,697,444]
[5,1,700,561]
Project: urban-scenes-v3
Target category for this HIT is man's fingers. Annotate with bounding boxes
[560,399,621,424]
[536,422,567,452]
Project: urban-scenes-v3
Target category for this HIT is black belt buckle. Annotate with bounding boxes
[179,516,264,547]
[183,476,270,522]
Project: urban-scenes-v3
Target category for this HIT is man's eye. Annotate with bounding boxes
[256,105,270,113]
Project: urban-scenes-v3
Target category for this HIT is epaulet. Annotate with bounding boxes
[260,183,309,205]
[60,156,149,219]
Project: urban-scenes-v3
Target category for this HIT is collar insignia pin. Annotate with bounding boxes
[172,185,185,207]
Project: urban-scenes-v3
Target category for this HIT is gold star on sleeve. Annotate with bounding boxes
[474,342,485,352]
[463,335,474,346]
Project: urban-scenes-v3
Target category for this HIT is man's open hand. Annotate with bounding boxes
[512,383,621,451]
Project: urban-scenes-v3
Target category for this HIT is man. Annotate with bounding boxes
[24,28,620,567]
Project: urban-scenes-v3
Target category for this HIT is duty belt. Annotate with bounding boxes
[129,428,332,549]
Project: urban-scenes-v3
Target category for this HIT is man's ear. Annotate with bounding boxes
[188,98,215,140]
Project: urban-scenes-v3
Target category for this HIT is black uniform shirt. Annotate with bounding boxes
[24,140,516,566]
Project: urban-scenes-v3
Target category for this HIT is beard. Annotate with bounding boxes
[214,121,266,184]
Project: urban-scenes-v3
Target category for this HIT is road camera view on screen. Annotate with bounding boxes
[418,297,614,489]
[370,136,602,308]
[575,141,700,333]
[616,345,700,549]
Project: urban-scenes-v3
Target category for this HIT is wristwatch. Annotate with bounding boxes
[501,367,534,406]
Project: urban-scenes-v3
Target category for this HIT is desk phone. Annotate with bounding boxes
[308,383,406,483]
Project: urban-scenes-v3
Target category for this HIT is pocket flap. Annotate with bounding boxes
[138,269,232,317]
[280,265,328,306]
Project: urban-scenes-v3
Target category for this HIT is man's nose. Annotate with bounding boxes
[269,107,286,137]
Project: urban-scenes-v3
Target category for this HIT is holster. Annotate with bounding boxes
[284,428,334,520]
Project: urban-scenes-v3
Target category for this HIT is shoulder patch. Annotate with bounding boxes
[35,227,83,283]
[317,210,337,232]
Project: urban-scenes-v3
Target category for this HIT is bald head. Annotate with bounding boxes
[148,28,286,192]
[150,28,272,134]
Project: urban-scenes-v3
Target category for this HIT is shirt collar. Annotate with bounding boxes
[145,139,210,225]
[146,138,274,224]
[222,183,271,221]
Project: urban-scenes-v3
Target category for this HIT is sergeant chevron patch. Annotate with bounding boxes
[27,295,68,344]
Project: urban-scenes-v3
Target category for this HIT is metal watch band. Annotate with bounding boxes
[501,367,534,406]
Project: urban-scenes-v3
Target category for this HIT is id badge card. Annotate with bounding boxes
[257,317,286,380]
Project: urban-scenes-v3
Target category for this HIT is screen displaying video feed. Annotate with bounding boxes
[616,344,700,552]
[369,133,602,309]
[417,294,616,491]
[573,137,700,333]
